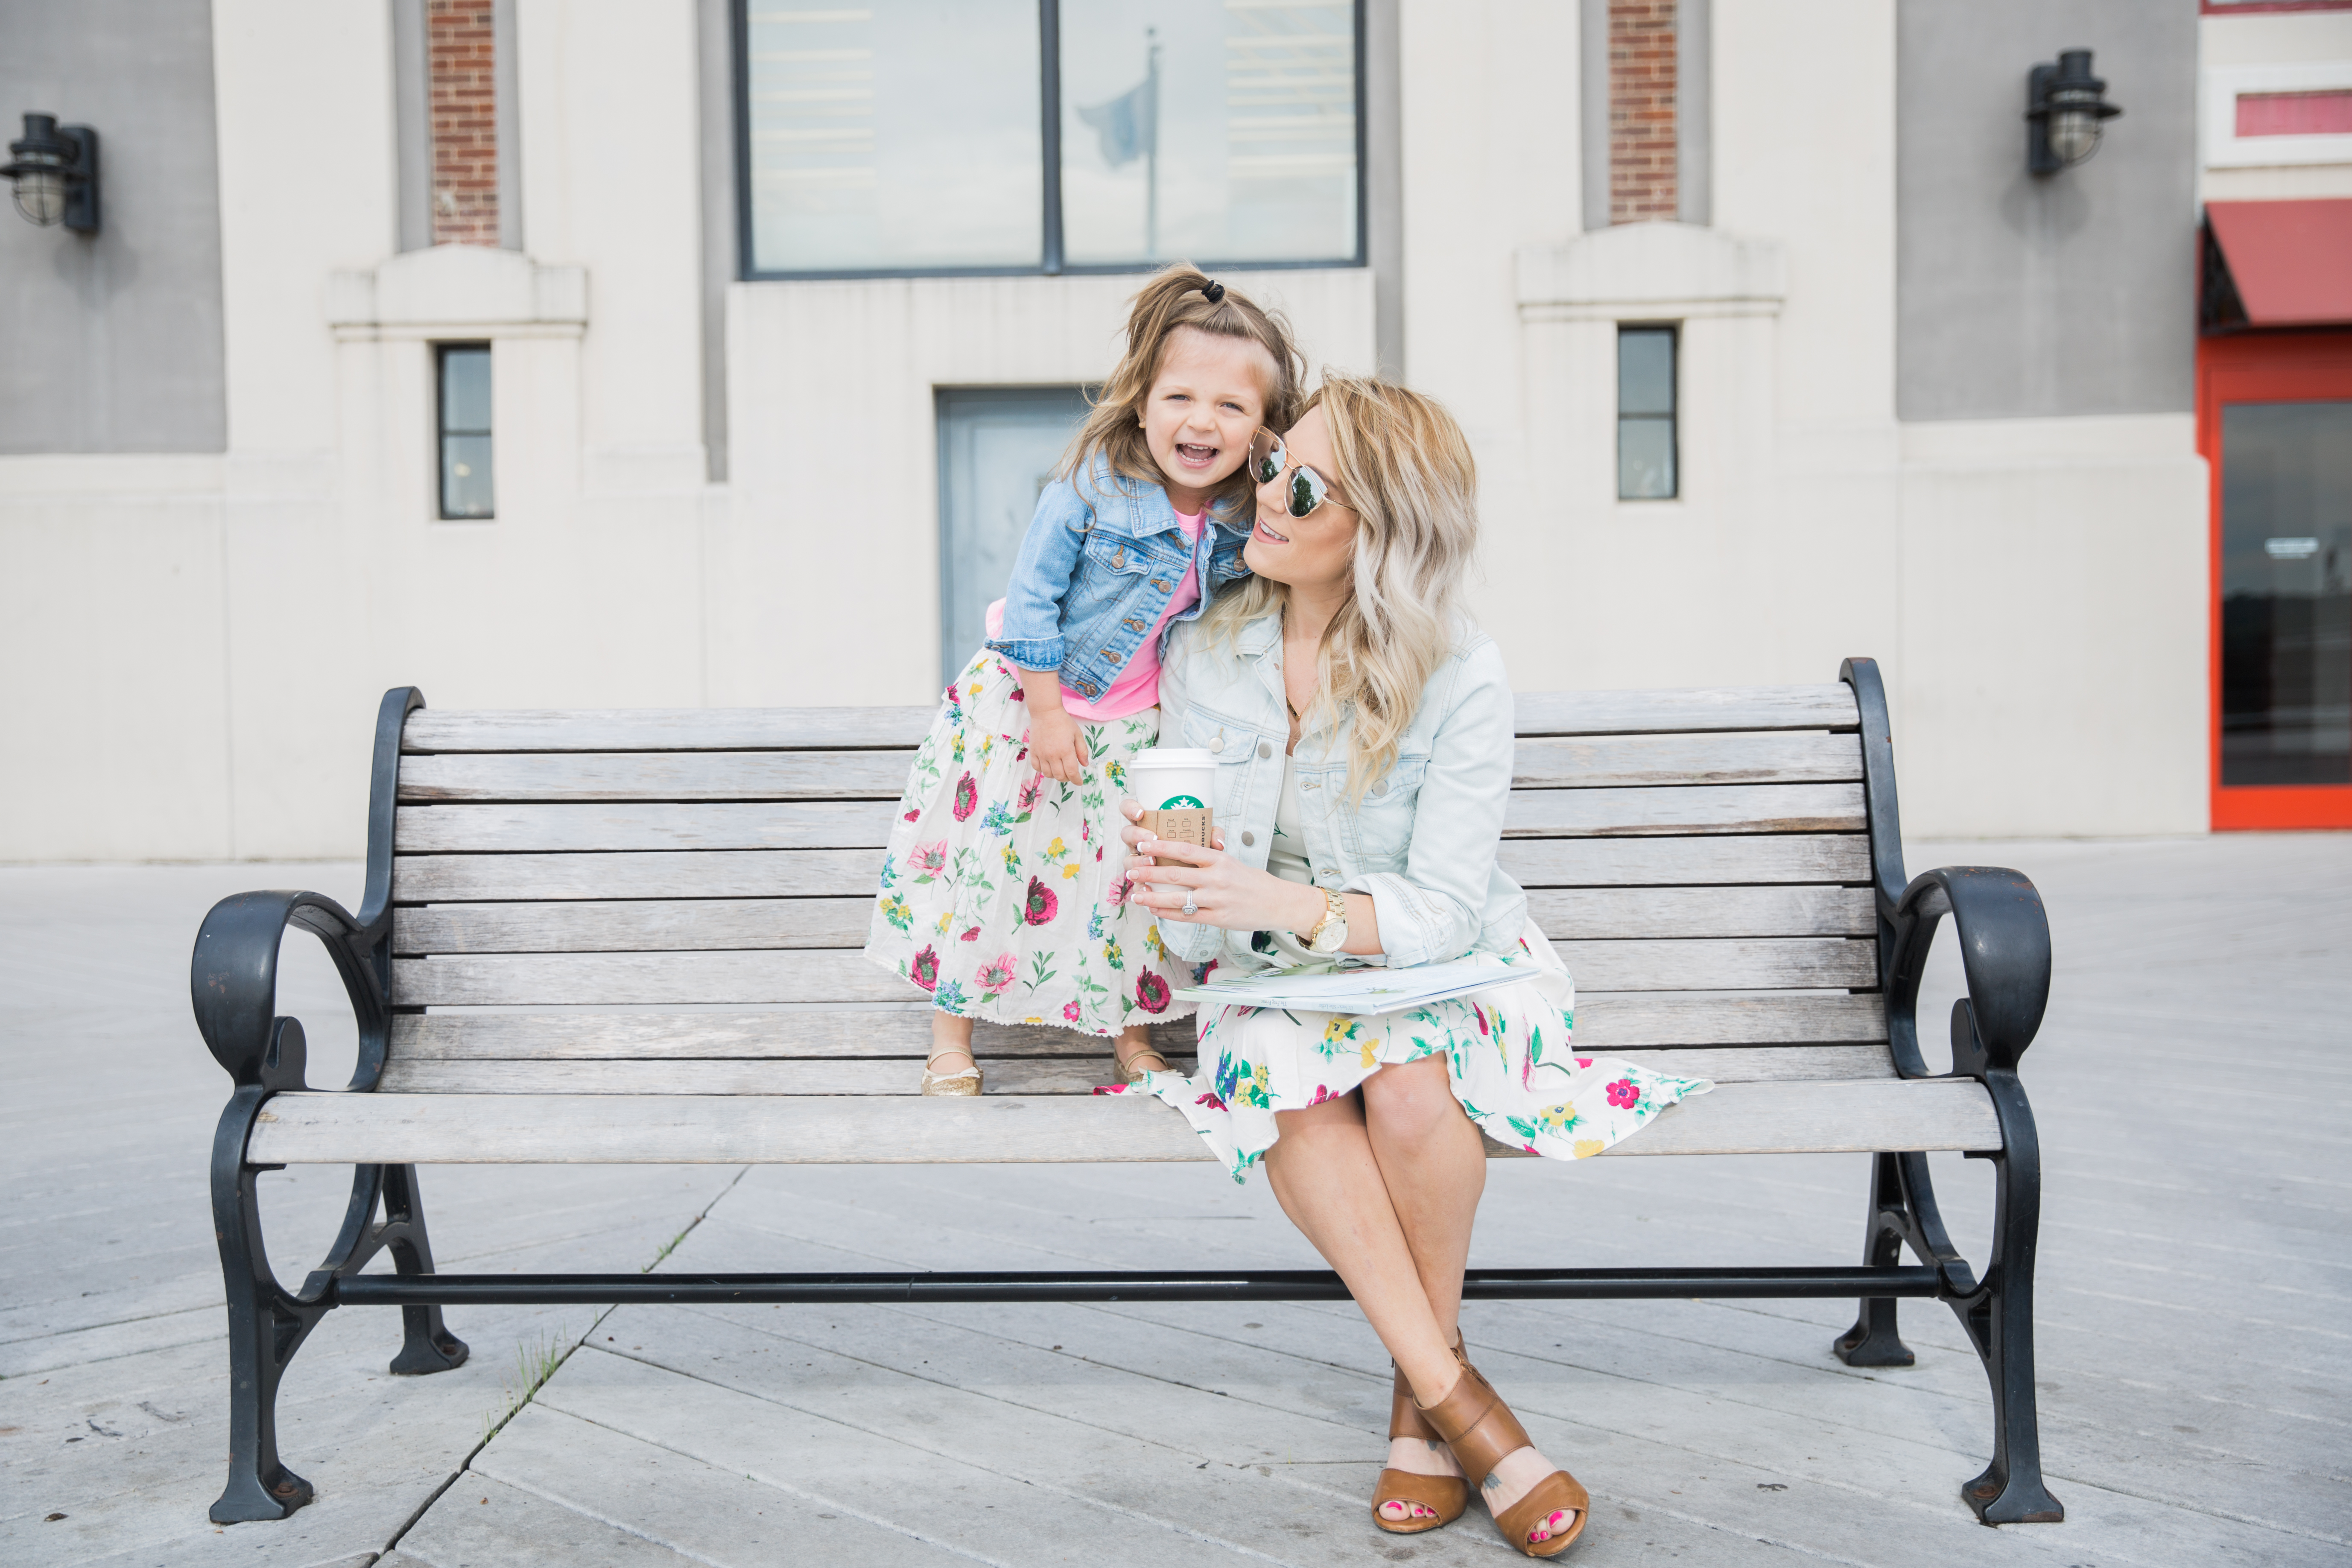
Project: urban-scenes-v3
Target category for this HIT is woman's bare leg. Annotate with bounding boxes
[1359,1054,1580,1548]
[1262,1079,1471,1525]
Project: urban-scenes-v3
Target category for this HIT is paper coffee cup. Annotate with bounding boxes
[1128,747,1216,853]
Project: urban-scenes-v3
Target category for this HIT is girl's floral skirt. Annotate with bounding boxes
[862,648,1192,1037]
[1114,924,1711,1182]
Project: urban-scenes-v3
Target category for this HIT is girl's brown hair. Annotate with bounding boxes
[1061,264,1306,520]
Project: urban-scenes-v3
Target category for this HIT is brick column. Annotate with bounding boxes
[1609,0,1677,224]
[429,0,499,245]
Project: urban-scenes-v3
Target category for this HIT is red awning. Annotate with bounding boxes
[2206,199,2352,327]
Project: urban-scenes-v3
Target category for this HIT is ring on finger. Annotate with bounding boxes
[1181,893,1198,917]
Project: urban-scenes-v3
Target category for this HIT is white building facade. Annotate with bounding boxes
[3,0,2346,860]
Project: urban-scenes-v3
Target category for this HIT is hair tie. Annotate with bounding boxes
[1201,278,1226,304]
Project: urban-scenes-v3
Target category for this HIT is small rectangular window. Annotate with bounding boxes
[438,343,494,519]
[1617,325,1677,501]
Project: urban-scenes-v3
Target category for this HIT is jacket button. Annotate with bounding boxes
[1257,741,1273,759]
[1241,831,1256,847]
[1373,780,1388,796]
[1209,736,1224,754]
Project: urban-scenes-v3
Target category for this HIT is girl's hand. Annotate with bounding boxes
[1119,802,1318,933]
[1028,701,1090,785]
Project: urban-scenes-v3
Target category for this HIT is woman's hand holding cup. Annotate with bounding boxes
[1120,799,1322,934]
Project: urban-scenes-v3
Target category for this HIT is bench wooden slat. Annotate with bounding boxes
[393,731,1862,805]
[1499,833,1869,887]
[377,1044,1888,1096]
[377,1056,1192,1095]
[396,784,1861,855]
[1527,885,1874,939]
[245,1077,1998,1164]
[390,1010,1196,1060]
[397,750,915,803]
[390,937,1874,1007]
[403,706,938,753]
[1554,937,1877,991]
[1512,732,1859,789]
[1512,684,1858,736]
[393,898,877,955]
[394,849,884,902]
[386,994,1888,1061]
[392,801,900,853]
[392,884,1878,956]
[1505,783,1864,838]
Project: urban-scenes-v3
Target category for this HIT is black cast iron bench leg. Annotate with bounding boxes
[1835,1150,1919,1368]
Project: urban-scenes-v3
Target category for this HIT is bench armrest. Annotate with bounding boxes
[1882,866,2051,1079]
[189,687,421,1092]
[191,891,389,1091]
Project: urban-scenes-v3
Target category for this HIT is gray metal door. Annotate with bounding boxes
[936,385,1093,689]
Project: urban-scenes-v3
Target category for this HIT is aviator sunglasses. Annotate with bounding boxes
[1248,429,1342,519]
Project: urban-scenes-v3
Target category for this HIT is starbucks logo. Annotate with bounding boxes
[1160,794,1206,809]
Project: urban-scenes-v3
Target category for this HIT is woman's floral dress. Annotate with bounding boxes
[1110,924,1709,1182]
[862,648,1190,1037]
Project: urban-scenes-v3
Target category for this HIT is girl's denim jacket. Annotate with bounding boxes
[1152,611,1530,975]
[985,458,1253,704]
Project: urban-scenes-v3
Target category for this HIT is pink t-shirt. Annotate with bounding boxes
[986,508,1204,721]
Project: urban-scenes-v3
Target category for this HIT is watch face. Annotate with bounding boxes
[1312,920,1347,954]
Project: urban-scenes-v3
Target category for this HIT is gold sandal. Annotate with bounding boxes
[1371,1346,1472,1534]
[1113,1041,1170,1085]
[920,1046,982,1097]
[1416,1360,1589,1557]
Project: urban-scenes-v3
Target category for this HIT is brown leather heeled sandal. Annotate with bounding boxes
[1371,1338,1473,1534]
[1415,1360,1589,1557]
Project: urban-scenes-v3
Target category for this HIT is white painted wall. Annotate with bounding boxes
[0,0,2220,859]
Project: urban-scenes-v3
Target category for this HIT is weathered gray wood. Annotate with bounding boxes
[1505,783,1864,838]
[394,885,1876,955]
[1497,832,1870,887]
[1512,731,1860,789]
[1528,885,1875,940]
[1570,991,1887,1047]
[393,898,874,955]
[1553,937,1879,991]
[377,1056,1191,1096]
[244,1077,2001,1164]
[392,800,900,853]
[376,1045,1879,1095]
[390,1009,1195,1061]
[1512,684,1858,736]
[403,706,938,753]
[392,949,924,1007]
[397,750,916,803]
[393,849,885,902]
[391,938,1870,1006]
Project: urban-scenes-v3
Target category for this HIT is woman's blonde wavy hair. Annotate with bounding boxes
[1061,264,1306,522]
[1198,374,1480,802]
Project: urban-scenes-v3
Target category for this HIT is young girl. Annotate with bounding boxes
[865,267,1306,1094]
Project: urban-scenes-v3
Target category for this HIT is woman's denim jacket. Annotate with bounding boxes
[985,459,1253,704]
[1152,610,1529,975]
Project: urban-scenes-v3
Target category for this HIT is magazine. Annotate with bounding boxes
[1168,955,1512,1016]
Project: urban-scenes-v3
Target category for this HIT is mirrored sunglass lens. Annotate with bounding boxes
[1252,433,1284,484]
[1287,468,1324,517]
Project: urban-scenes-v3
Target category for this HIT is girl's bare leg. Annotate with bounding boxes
[1113,1022,1166,1074]
[927,1010,976,1074]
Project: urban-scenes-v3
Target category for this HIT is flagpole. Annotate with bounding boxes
[1144,27,1160,260]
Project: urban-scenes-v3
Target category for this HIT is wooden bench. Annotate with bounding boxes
[192,658,2063,1527]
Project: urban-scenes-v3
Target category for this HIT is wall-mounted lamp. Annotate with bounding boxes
[2025,50,2121,176]
[2,113,100,232]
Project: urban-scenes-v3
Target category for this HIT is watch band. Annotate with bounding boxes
[1303,887,1347,948]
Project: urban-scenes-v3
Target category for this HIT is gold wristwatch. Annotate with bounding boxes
[1302,888,1349,955]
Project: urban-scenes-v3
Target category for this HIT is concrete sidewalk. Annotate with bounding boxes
[3,836,2346,1566]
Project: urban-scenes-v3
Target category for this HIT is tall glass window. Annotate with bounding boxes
[1617,325,1676,501]
[736,0,1362,277]
[936,386,1092,686]
[437,344,494,520]
[2219,400,2352,786]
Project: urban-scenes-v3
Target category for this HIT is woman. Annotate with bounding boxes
[1116,376,1708,1556]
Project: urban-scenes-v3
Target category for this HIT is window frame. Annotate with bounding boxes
[435,341,495,522]
[1615,321,1679,502]
[730,0,1369,282]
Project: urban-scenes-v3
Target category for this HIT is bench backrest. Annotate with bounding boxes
[383,682,1892,1096]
